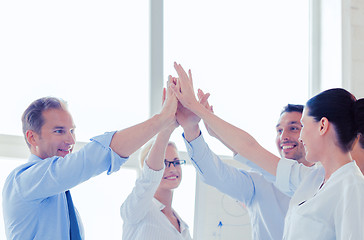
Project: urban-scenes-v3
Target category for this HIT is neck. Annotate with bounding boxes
[353,151,364,175]
[298,157,315,167]
[351,144,364,175]
[154,188,174,214]
[320,149,352,181]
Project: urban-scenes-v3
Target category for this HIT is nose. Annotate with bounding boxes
[168,163,176,169]
[280,130,289,141]
[65,130,76,145]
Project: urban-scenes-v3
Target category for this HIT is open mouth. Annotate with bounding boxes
[57,147,72,156]
[164,175,179,180]
[281,144,297,153]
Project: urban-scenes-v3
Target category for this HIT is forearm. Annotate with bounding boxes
[191,102,279,175]
[110,114,170,158]
[146,128,174,170]
[182,124,201,142]
[213,131,238,155]
[184,134,254,203]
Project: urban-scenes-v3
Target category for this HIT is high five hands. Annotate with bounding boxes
[166,62,212,140]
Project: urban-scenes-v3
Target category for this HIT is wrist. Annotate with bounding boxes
[155,111,174,127]
[183,124,201,142]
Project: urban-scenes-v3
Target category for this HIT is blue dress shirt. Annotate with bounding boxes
[183,133,290,240]
[2,131,128,240]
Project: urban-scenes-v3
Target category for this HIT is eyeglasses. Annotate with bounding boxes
[164,159,186,168]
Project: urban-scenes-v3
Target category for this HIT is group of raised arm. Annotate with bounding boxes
[3,62,364,240]
[170,62,364,240]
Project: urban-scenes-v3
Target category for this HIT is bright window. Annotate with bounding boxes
[0,0,150,141]
[1,0,310,239]
[165,0,309,157]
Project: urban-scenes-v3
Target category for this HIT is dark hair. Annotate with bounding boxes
[22,97,67,148]
[355,98,364,149]
[306,88,364,152]
[280,104,304,116]
[358,135,364,149]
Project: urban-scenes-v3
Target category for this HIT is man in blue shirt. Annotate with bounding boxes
[177,89,312,239]
[2,85,178,240]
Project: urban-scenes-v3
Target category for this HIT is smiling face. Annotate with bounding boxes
[299,108,322,163]
[275,111,306,163]
[159,144,182,190]
[31,108,76,159]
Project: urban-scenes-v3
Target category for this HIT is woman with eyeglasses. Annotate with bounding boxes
[120,83,192,240]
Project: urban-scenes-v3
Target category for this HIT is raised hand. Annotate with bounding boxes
[177,86,210,129]
[171,62,200,111]
[161,75,179,128]
[197,89,217,138]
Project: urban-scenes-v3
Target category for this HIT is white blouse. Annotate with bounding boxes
[276,159,364,240]
[120,163,192,240]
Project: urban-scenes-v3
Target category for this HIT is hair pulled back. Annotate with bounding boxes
[306,88,364,152]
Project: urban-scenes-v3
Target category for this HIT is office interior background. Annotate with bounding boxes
[0,0,363,239]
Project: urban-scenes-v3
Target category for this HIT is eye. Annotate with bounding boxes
[277,129,283,134]
[54,129,65,134]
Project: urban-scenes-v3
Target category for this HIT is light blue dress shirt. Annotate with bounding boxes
[2,131,128,240]
[233,153,276,183]
[183,133,290,240]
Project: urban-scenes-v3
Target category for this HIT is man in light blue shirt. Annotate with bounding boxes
[2,93,177,239]
[178,97,312,239]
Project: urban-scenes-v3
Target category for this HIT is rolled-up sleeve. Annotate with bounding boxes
[13,131,128,201]
[91,131,128,175]
[275,158,316,197]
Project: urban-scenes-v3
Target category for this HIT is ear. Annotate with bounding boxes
[319,117,329,135]
[26,130,38,148]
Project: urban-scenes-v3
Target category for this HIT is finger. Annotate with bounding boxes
[200,93,210,104]
[174,62,189,81]
[171,84,183,100]
[162,87,166,105]
[199,93,211,108]
[197,89,204,100]
[175,77,182,93]
[172,76,177,85]
[188,69,194,88]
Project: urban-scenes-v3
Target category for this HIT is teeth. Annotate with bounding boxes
[282,146,294,150]
[165,176,178,180]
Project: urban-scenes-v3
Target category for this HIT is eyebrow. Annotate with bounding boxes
[276,121,302,128]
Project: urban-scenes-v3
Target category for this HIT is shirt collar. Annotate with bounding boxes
[28,154,43,162]
[152,198,190,232]
[152,198,166,211]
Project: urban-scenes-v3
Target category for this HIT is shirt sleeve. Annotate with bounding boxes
[183,133,255,205]
[12,131,128,201]
[275,158,316,197]
[120,163,164,224]
[234,154,276,183]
